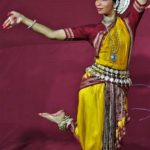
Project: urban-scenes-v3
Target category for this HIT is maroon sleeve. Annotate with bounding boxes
[125,0,147,32]
[64,24,98,40]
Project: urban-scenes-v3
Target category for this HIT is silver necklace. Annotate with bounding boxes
[102,16,116,27]
[106,26,120,62]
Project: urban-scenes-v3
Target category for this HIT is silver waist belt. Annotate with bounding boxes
[85,63,132,86]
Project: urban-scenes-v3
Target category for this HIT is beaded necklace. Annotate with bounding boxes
[106,26,120,62]
[102,17,120,62]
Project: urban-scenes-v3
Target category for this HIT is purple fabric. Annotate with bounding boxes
[0,0,150,149]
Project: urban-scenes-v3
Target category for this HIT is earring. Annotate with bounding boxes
[113,5,117,11]
[114,0,119,11]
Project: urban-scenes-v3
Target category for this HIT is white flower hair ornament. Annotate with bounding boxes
[114,0,130,14]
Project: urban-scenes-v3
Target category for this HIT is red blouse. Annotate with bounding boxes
[64,0,147,46]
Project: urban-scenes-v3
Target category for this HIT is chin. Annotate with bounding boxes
[97,11,105,15]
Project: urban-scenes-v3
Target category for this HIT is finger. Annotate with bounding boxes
[38,113,43,116]
[2,21,10,29]
[38,113,50,117]
[3,23,13,29]
[39,112,50,115]
[5,18,13,26]
[10,10,20,17]
[9,10,16,15]
[7,12,11,16]
[3,18,14,29]
[3,17,13,25]
[7,11,14,17]
[7,11,15,16]
[8,16,17,25]
[145,4,150,9]
[2,21,8,28]
[39,114,47,118]
[39,113,45,116]
[6,25,13,29]
[3,18,11,25]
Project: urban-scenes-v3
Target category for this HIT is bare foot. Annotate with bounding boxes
[38,110,65,125]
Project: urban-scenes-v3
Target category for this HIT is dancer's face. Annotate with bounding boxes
[95,0,114,16]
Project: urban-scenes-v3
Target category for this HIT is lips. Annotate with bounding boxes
[96,7,103,10]
[97,7,103,9]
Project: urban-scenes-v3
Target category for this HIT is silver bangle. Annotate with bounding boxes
[27,20,36,29]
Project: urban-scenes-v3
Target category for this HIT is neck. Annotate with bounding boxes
[102,10,117,26]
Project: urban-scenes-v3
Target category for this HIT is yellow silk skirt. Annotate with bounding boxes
[75,83,105,150]
[74,83,128,150]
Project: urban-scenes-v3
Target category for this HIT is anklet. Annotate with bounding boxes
[58,115,73,131]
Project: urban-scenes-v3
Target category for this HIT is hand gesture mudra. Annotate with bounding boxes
[146,4,150,9]
[2,11,24,29]
[145,4,150,9]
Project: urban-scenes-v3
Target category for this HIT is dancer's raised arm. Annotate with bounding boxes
[2,11,66,40]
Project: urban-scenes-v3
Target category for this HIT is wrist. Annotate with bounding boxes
[21,15,27,23]
[21,16,36,28]
[27,20,36,29]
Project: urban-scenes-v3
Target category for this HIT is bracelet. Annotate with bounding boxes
[27,20,36,29]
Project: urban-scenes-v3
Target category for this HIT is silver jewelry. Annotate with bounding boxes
[58,115,73,131]
[85,63,132,86]
[116,0,130,14]
[114,0,120,11]
[27,20,36,29]
[102,17,116,27]
[106,26,120,62]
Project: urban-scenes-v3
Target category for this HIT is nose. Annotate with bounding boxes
[95,0,101,7]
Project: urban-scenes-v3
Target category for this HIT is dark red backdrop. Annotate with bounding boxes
[0,0,150,150]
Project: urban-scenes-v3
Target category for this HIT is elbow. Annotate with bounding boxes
[46,32,55,39]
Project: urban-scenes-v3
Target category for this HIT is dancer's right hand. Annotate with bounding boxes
[146,4,150,9]
[2,11,25,29]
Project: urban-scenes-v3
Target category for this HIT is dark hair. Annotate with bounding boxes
[113,0,117,3]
